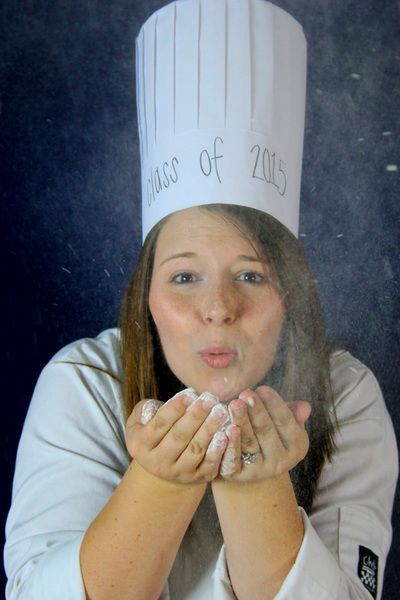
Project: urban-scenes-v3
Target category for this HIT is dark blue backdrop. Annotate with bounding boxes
[2,0,399,596]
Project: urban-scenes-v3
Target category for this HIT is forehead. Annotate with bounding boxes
[155,207,256,253]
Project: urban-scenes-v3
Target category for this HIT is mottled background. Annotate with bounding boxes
[1,0,399,595]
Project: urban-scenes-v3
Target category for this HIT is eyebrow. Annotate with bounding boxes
[158,252,266,267]
[159,252,196,266]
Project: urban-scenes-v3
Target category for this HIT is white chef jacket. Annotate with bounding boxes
[4,328,398,599]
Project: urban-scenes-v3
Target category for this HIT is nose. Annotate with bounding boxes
[200,282,240,325]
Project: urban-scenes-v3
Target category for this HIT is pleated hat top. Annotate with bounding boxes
[136,0,307,240]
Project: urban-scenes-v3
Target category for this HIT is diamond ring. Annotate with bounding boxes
[240,451,259,465]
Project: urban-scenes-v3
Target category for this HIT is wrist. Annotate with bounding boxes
[211,472,295,501]
[130,460,208,497]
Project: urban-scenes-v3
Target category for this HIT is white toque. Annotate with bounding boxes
[136,0,307,240]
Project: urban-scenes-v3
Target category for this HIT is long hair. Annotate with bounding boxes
[119,204,336,511]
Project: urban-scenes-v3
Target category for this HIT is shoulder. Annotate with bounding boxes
[329,350,391,424]
[49,327,122,380]
[27,328,125,435]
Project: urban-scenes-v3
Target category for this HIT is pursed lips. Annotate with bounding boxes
[198,346,238,369]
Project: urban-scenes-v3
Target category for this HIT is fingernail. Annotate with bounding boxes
[208,403,229,422]
[198,391,219,410]
[141,399,161,424]
[174,388,198,406]
[206,430,227,454]
[238,391,256,407]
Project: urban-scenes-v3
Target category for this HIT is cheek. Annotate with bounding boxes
[149,290,192,339]
[253,303,285,344]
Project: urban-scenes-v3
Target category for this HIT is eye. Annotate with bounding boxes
[171,272,198,284]
[236,271,265,284]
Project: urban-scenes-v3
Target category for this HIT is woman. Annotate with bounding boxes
[4,203,398,599]
[4,1,398,598]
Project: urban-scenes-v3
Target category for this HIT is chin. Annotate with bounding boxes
[195,379,245,403]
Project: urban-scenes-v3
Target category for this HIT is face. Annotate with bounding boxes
[149,207,286,402]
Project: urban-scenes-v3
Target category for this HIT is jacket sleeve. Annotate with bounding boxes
[213,354,398,599]
[4,358,130,600]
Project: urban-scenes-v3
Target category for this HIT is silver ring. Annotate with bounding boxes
[240,451,259,465]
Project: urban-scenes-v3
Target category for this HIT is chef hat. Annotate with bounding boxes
[136,0,307,240]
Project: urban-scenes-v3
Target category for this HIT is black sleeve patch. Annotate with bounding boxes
[358,545,379,599]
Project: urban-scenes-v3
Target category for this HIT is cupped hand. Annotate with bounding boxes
[124,390,229,485]
[218,386,311,482]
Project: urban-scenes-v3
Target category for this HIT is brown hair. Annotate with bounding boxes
[119,204,336,511]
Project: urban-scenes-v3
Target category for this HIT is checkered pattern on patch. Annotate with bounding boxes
[360,568,376,591]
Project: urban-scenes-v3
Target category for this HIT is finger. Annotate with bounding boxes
[140,399,164,424]
[124,390,198,467]
[228,399,259,454]
[165,387,198,407]
[195,429,228,481]
[256,386,309,454]
[155,392,220,459]
[220,424,241,477]
[287,400,312,426]
[126,399,162,434]
[141,388,197,427]
[125,397,183,458]
[143,392,196,448]
[206,429,229,456]
[177,403,229,468]
[238,388,284,459]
